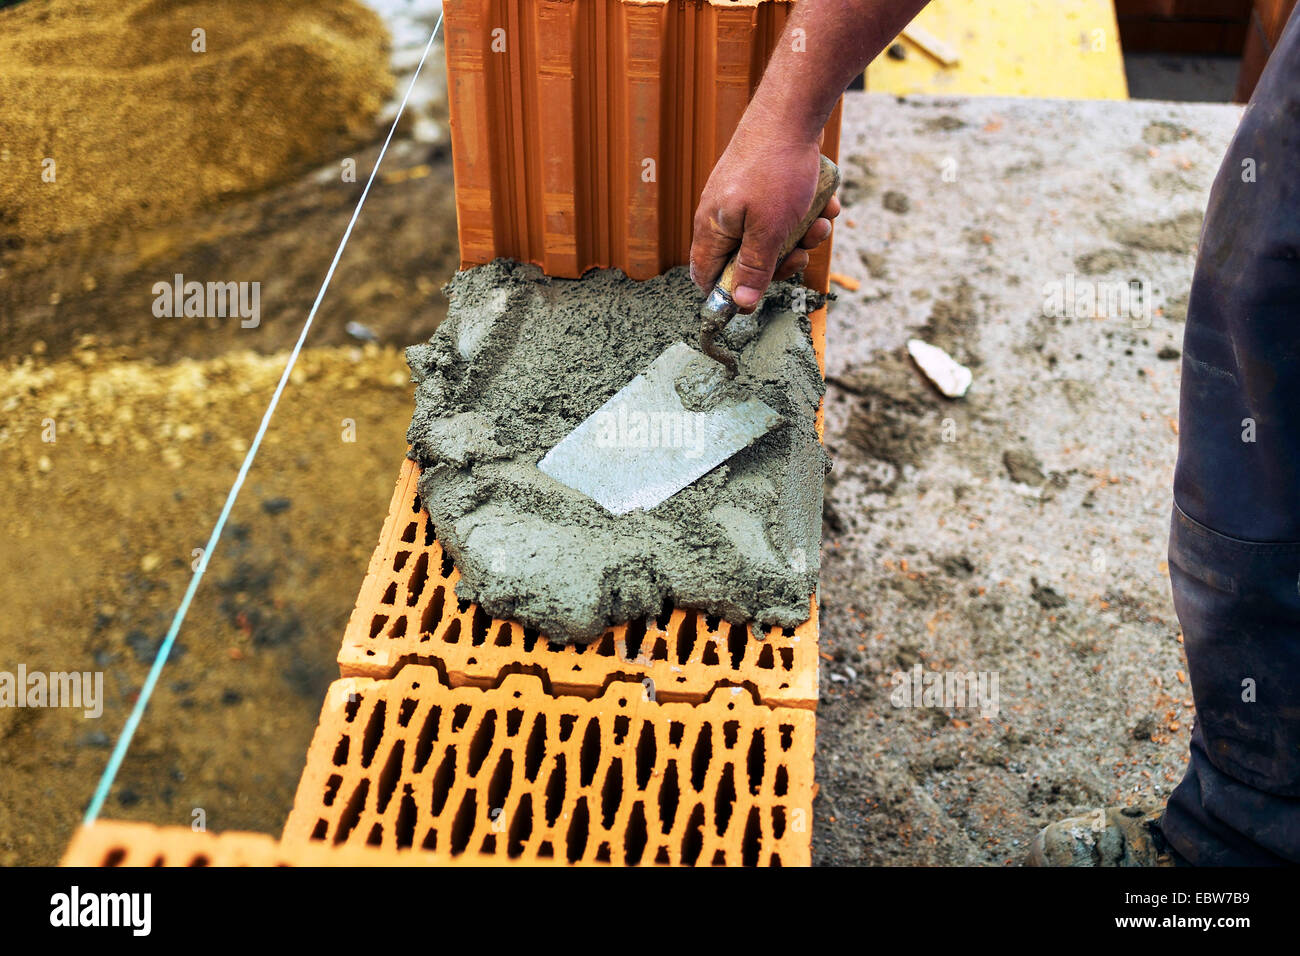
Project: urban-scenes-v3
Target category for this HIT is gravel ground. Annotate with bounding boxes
[812,92,1243,865]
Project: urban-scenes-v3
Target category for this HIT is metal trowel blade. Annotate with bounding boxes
[538,342,780,515]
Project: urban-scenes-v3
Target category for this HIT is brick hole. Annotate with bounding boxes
[770,852,782,867]
[407,553,429,606]
[781,625,795,638]
[360,700,386,768]
[366,823,383,846]
[397,698,417,728]
[722,721,740,748]
[448,788,477,855]
[655,599,674,631]
[369,615,388,639]
[714,763,736,835]
[375,740,405,813]
[613,714,630,745]
[311,820,328,841]
[381,582,397,605]
[727,622,747,669]
[389,615,408,640]
[676,613,697,665]
[522,626,540,653]
[566,796,590,863]
[601,757,623,828]
[523,715,546,781]
[537,840,554,859]
[508,793,533,857]
[486,750,513,811]
[401,522,417,544]
[702,641,720,666]
[558,713,577,741]
[779,724,794,751]
[466,711,496,776]
[468,656,477,665]
[746,730,765,795]
[654,846,670,865]
[779,646,794,670]
[578,718,602,786]
[396,786,417,849]
[480,834,497,854]
[774,765,789,798]
[635,724,656,789]
[430,746,457,815]
[150,856,165,867]
[421,829,437,852]
[771,805,786,839]
[705,613,721,632]
[442,616,461,645]
[505,707,523,736]
[594,631,616,657]
[423,519,436,548]
[344,694,361,722]
[596,842,612,863]
[334,779,369,845]
[456,596,471,614]
[711,849,726,866]
[742,806,762,867]
[651,637,668,661]
[412,704,441,773]
[324,774,343,806]
[393,551,410,572]
[668,721,684,746]
[690,724,713,791]
[332,736,349,767]
[658,761,680,833]
[102,848,126,867]
[757,643,775,669]
[189,856,211,867]
[625,802,648,865]
[470,604,490,646]
[544,755,567,826]
[411,493,422,515]
[545,639,567,653]
[440,549,455,579]
[680,804,706,866]
[624,616,647,659]
[493,622,513,647]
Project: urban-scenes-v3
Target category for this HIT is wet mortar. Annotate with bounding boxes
[405,260,828,644]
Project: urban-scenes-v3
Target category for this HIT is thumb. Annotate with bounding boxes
[689,203,743,292]
[726,219,785,312]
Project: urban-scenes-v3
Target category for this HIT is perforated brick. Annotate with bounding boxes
[61,820,516,867]
[285,667,815,866]
[337,459,820,708]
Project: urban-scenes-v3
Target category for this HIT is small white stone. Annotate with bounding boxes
[907,338,972,398]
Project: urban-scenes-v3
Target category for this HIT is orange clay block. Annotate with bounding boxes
[61,820,521,867]
[337,458,820,708]
[443,0,842,293]
[285,667,815,866]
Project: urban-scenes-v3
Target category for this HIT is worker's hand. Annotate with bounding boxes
[689,122,840,312]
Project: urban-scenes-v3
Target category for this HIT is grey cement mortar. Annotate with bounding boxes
[813,93,1243,864]
[405,260,828,644]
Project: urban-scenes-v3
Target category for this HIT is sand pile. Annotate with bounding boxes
[406,261,829,644]
[0,0,392,248]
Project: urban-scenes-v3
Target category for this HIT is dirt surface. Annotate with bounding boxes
[0,1,456,865]
[812,93,1242,864]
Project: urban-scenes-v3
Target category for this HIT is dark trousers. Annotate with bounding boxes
[1162,9,1300,865]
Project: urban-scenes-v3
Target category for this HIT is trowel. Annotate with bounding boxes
[539,156,841,515]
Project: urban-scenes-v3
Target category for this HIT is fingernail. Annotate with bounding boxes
[734,285,761,309]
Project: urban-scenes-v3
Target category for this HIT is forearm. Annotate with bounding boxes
[748,0,932,144]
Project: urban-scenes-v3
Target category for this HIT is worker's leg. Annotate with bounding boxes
[1161,8,1300,865]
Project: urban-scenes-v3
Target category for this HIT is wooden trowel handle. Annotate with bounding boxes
[715,154,841,298]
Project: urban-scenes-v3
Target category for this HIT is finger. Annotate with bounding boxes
[823,194,841,221]
[773,248,810,282]
[797,216,833,250]
[689,203,744,291]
